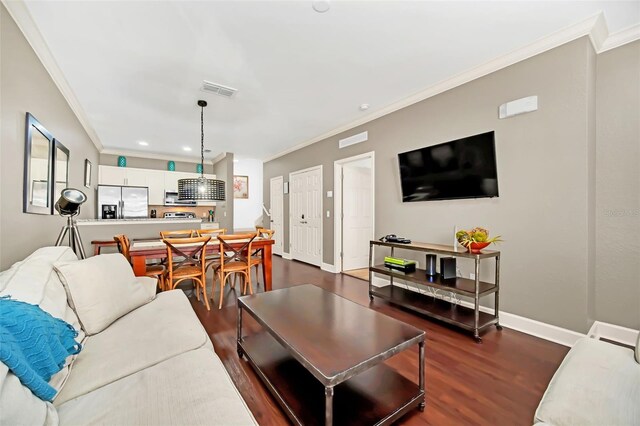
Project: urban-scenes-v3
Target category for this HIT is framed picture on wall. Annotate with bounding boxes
[233,175,249,199]
[84,159,92,188]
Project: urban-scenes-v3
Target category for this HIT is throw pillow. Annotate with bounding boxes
[54,254,156,335]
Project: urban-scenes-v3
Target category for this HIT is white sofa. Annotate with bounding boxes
[534,336,640,425]
[0,247,257,425]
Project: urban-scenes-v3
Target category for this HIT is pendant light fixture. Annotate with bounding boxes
[178,100,225,201]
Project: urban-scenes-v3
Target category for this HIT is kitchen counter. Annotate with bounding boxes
[76,218,203,226]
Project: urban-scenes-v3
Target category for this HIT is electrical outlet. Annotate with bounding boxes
[470,273,476,280]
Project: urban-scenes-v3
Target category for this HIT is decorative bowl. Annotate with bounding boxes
[466,241,491,253]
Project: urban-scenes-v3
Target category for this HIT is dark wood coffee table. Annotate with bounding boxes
[237,284,426,425]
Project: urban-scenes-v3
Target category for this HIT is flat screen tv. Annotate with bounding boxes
[398,131,499,202]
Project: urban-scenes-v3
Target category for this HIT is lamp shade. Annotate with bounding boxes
[178,177,225,201]
[55,188,87,216]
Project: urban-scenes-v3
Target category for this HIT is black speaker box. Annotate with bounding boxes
[439,257,457,280]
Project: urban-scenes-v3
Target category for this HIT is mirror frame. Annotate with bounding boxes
[24,112,55,215]
[53,139,70,203]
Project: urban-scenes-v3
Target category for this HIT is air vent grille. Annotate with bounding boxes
[202,80,237,98]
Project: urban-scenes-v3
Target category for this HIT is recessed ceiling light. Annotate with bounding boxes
[359,103,370,111]
[183,147,192,152]
[138,141,149,146]
[312,0,330,13]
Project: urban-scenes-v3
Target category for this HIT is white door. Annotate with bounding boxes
[290,167,322,266]
[342,165,373,271]
[270,176,284,255]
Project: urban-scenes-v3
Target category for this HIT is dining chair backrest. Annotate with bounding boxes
[162,236,211,273]
[196,228,227,238]
[160,229,196,239]
[114,234,131,262]
[256,228,275,239]
[218,233,257,269]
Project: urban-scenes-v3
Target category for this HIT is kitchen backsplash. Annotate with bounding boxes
[149,205,216,220]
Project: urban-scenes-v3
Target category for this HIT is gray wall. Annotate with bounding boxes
[594,41,640,330]
[100,153,213,174]
[0,5,100,269]
[265,37,640,333]
[213,152,234,232]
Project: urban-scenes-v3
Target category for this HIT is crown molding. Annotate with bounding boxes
[263,12,638,163]
[100,148,208,164]
[599,23,640,53]
[2,0,104,152]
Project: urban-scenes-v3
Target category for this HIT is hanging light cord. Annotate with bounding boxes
[200,104,205,179]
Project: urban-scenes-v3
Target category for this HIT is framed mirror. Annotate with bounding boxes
[54,139,69,200]
[24,113,54,214]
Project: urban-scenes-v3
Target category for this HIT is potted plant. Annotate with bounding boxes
[455,227,502,253]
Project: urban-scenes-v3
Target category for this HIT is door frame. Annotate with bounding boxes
[288,165,323,267]
[334,151,375,272]
[269,175,284,256]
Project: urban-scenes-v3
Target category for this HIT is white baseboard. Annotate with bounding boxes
[370,276,584,347]
[282,252,292,260]
[321,263,339,273]
[588,321,639,347]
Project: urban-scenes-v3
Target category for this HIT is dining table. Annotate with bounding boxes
[129,237,275,291]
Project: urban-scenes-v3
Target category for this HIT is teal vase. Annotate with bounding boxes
[167,161,175,171]
[117,156,126,167]
[196,164,203,174]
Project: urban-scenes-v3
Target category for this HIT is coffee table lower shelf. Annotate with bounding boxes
[239,332,424,426]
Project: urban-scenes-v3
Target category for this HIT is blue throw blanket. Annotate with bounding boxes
[0,297,82,401]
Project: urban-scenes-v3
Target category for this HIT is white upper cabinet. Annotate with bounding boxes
[125,168,148,187]
[98,165,217,206]
[99,166,127,186]
[146,170,166,205]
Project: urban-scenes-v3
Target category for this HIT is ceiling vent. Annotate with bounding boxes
[201,80,237,98]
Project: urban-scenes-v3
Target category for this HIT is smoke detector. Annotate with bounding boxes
[201,80,237,98]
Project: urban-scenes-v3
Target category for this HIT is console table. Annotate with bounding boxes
[368,240,501,343]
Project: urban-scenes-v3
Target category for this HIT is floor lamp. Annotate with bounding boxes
[54,188,87,259]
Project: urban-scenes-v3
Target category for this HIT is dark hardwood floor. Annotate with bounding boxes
[190,256,568,425]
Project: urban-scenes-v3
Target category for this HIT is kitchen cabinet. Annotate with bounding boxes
[146,170,165,205]
[125,168,148,187]
[98,165,218,206]
[99,166,127,186]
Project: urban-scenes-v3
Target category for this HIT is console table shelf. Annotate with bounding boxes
[369,240,502,342]
[370,265,497,297]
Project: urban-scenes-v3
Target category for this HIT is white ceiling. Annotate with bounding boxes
[21,1,640,160]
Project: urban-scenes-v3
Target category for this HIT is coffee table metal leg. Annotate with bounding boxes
[325,386,334,426]
[237,305,244,358]
[418,340,425,411]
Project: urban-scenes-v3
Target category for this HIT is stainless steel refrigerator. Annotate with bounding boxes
[97,185,149,219]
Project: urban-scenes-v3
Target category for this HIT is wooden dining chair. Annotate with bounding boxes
[114,234,166,291]
[163,236,212,310]
[196,228,227,274]
[250,228,274,288]
[160,229,196,239]
[214,233,257,309]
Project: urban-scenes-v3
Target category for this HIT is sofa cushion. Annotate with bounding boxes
[54,253,156,335]
[0,246,83,392]
[56,347,257,425]
[535,337,640,425]
[0,363,59,426]
[54,290,211,405]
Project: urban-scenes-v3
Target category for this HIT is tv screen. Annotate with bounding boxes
[398,131,499,202]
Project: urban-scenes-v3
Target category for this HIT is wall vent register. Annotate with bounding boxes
[201,80,237,98]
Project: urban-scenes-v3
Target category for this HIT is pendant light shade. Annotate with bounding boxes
[178,100,225,201]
